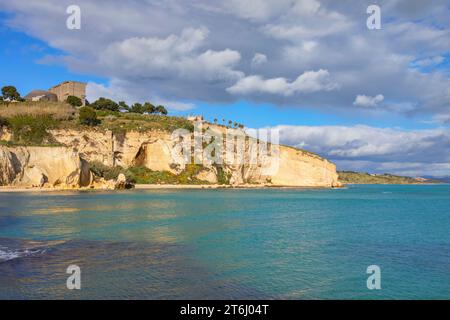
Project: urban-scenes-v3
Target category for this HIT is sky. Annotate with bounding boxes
[1,0,450,177]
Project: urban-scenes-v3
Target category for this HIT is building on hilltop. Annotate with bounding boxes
[49,81,87,105]
[24,81,87,105]
[24,90,58,102]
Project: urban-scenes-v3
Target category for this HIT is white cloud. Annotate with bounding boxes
[220,0,295,22]
[262,0,352,40]
[87,80,195,112]
[2,0,450,117]
[432,113,450,124]
[100,27,243,82]
[353,94,385,108]
[412,56,445,68]
[270,124,450,176]
[227,69,338,96]
[251,53,267,67]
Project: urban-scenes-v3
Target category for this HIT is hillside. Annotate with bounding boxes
[338,171,442,184]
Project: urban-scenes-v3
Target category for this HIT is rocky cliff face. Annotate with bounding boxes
[0,125,341,188]
[0,146,90,188]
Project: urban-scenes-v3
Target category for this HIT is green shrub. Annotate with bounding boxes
[156,105,168,115]
[99,113,194,132]
[118,101,130,112]
[125,164,208,185]
[8,114,57,145]
[89,161,124,180]
[79,106,100,126]
[1,85,21,101]
[91,97,119,112]
[125,166,177,184]
[66,95,83,107]
[215,165,231,185]
[0,116,9,127]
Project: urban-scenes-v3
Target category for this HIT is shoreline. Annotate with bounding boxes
[0,183,338,193]
[1,183,446,193]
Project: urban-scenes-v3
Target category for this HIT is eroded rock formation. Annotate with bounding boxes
[0,124,341,188]
[0,146,90,188]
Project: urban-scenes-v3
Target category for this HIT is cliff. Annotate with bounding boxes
[0,122,341,189]
[0,146,90,188]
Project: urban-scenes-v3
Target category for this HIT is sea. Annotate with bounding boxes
[0,184,449,299]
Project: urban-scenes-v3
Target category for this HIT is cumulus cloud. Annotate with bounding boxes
[227,69,338,96]
[1,0,450,115]
[432,114,450,125]
[87,80,195,112]
[412,56,445,68]
[270,124,450,176]
[353,94,384,108]
[100,27,243,82]
[262,0,352,40]
[251,53,267,67]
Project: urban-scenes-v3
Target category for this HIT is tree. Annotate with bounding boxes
[213,118,218,124]
[79,106,100,126]
[129,103,142,114]
[90,97,119,112]
[156,105,168,115]
[1,86,21,101]
[143,102,156,114]
[66,95,83,107]
[118,101,130,112]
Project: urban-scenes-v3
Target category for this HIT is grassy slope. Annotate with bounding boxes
[0,101,194,146]
[338,171,441,184]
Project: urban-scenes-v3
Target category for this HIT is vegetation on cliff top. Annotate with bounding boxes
[0,100,193,145]
[0,86,188,144]
[338,171,441,184]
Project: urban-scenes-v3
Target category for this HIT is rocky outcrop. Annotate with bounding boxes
[0,127,12,142]
[0,146,90,188]
[263,146,340,187]
[0,147,18,185]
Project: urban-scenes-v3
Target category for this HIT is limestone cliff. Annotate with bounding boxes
[0,124,341,188]
[0,146,90,188]
[49,126,340,187]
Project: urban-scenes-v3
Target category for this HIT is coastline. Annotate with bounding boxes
[0,183,341,193]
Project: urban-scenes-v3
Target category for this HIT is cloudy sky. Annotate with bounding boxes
[1,0,450,176]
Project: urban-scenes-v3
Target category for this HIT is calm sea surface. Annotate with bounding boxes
[0,185,449,299]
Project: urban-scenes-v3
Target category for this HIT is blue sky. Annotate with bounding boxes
[1,1,450,176]
[0,24,438,131]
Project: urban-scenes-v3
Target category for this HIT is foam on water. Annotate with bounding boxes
[0,247,46,262]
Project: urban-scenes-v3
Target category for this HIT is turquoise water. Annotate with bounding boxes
[0,185,449,299]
